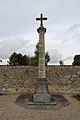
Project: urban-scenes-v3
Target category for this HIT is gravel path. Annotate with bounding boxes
[0,94,80,120]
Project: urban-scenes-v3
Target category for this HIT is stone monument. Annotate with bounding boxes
[15,14,70,108]
[33,13,51,103]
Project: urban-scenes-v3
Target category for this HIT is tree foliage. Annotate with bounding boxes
[8,52,29,65]
[59,60,64,66]
[32,42,50,66]
[8,42,50,66]
[72,55,80,65]
[45,52,50,66]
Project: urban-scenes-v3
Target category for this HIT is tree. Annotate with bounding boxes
[0,60,2,63]
[59,60,64,66]
[22,55,29,65]
[32,42,50,66]
[72,55,80,65]
[8,52,29,65]
[45,52,50,66]
[29,56,36,66]
[8,52,17,65]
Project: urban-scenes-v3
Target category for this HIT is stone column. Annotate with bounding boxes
[33,14,51,103]
[38,27,46,78]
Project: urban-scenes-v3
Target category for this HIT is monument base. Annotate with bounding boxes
[33,93,51,103]
[15,94,70,109]
[33,78,52,104]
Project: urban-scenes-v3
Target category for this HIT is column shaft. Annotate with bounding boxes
[38,29,45,78]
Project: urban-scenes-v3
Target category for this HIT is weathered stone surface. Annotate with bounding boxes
[33,93,51,103]
[0,66,80,94]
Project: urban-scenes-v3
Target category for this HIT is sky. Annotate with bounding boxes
[0,0,80,65]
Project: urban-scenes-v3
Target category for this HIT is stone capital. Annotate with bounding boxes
[37,27,46,33]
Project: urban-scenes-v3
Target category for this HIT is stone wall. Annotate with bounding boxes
[0,65,80,94]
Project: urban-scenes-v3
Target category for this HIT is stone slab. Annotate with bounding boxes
[33,93,51,103]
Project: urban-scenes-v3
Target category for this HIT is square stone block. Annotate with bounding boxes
[33,93,51,103]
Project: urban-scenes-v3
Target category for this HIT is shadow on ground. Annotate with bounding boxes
[15,93,70,110]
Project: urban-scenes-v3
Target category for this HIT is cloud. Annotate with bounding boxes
[0,0,80,65]
[60,23,80,55]
[49,49,63,64]
[0,0,80,38]
[0,36,30,59]
[47,23,80,64]
[63,56,73,61]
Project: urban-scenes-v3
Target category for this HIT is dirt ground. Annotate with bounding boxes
[0,94,80,120]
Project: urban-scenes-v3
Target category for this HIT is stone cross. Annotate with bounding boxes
[36,13,47,27]
[33,14,51,103]
[36,13,47,79]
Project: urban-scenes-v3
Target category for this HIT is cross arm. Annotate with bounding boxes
[36,18,40,20]
[36,18,47,21]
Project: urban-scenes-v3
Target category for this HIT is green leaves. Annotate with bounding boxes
[72,55,80,65]
[8,52,29,65]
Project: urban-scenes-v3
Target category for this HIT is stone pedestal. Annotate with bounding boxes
[33,79,51,103]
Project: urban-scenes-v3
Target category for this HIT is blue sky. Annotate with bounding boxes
[0,0,80,65]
